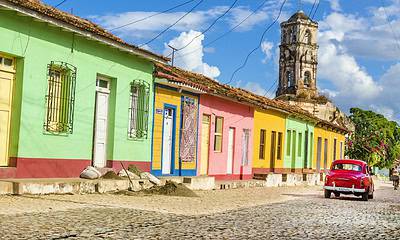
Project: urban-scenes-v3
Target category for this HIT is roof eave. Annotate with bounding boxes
[0,1,168,64]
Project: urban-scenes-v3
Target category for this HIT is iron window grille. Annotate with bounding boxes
[44,61,76,134]
[128,80,150,139]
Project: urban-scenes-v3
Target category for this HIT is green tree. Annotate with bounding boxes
[346,108,400,168]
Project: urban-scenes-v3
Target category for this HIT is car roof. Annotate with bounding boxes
[332,159,367,166]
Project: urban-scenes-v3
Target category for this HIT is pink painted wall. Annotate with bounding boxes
[197,95,254,180]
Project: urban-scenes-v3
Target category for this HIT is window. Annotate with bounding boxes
[44,61,76,133]
[290,29,296,42]
[128,80,150,139]
[286,71,293,87]
[259,129,266,159]
[286,130,291,155]
[214,116,224,152]
[304,71,311,87]
[292,131,297,157]
[305,30,311,44]
[333,163,361,172]
[298,132,302,157]
[282,31,287,43]
[333,138,337,160]
[277,132,283,160]
[2,57,13,67]
[242,129,251,166]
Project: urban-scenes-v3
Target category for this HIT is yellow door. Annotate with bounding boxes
[0,55,15,167]
[199,114,210,175]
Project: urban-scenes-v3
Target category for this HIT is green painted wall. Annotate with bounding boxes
[283,117,315,169]
[0,10,155,162]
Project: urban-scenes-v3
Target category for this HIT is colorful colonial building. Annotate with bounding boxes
[0,0,167,178]
[282,116,315,174]
[0,1,350,182]
[313,122,347,175]
[151,64,206,176]
[252,108,287,176]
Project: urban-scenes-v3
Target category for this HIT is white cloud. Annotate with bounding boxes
[302,0,341,12]
[91,3,282,40]
[316,10,400,122]
[319,88,338,98]
[369,104,396,121]
[227,6,270,31]
[330,0,341,12]
[374,62,400,121]
[261,41,274,63]
[164,30,220,79]
[91,7,228,39]
[242,81,271,97]
[318,13,382,104]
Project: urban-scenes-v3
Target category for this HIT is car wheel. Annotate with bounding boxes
[334,192,340,198]
[368,191,374,199]
[361,190,369,201]
[324,189,331,199]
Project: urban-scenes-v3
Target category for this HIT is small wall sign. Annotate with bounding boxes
[156,109,163,114]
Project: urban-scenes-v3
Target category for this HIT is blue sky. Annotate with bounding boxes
[45,0,400,121]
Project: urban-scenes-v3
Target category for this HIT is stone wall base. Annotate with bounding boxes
[265,173,324,187]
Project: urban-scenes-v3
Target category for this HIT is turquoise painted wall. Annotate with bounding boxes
[283,117,315,169]
[0,10,155,162]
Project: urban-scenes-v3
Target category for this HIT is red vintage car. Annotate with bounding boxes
[324,159,374,201]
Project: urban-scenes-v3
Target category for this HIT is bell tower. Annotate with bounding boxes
[276,11,318,100]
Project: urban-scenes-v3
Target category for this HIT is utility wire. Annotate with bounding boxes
[140,0,204,47]
[379,0,400,52]
[109,0,196,32]
[226,0,287,85]
[172,0,270,61]
[311,0,320,19]
[308,0,317,16]
[55,0,68,8]
[168,0,238,56]
[263,79,278,97]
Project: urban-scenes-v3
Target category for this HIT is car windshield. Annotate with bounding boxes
[332,163,362,172]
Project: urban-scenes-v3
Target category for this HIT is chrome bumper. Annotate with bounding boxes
[324,185,366,193]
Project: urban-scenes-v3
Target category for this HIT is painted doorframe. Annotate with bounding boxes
[160,103,177,175]
[270,131,276,169]
[227,127,235,175]
[316,137,322,172]
[92,76,111,168]
[0,54,16,167]
[200,114,211,175]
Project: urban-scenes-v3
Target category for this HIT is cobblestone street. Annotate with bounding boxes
[0,183,399,239]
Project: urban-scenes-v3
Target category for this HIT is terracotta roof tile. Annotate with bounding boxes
[154,63,349,133]
[2,0,168,62]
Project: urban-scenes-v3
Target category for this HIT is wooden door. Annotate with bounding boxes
[323,138,328,170]
[0,56,15,167]
[200,115,210,175]
[93,78,110,168]
[162,108,174,175]
[304,130,309,168]
[270,131,276,169]
[227,127,235,174]
[316,137,322,172]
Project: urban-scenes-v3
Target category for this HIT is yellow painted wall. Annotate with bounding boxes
[313,126,345,171]
[252,108,286,170]
[152,86,197,171]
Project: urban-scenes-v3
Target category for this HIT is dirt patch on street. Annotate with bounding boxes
[102,171,124,180]
[143,181,198,197]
